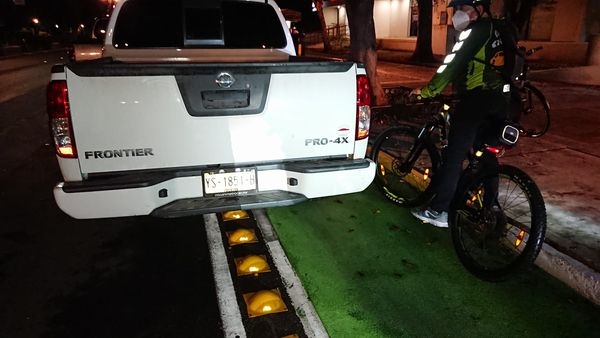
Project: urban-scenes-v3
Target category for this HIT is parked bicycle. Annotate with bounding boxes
[370,93,547,281]
[513,46,551,138]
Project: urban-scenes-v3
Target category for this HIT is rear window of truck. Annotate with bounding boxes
[112,0,287,49]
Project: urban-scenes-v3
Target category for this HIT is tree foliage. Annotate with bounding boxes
[503,0,538,38]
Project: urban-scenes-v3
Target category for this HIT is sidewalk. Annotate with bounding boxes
[309,47,600,305]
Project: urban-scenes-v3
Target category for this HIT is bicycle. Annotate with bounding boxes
[513,46,551,138]
[370,92,547,281]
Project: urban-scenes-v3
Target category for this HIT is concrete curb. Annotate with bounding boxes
[536,243,600,306]
[254,210,330,338]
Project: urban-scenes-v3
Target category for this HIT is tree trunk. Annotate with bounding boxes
[313,0,332,52]
[346,0,388,106]
[505,0,537,38]
[410,0,436,63]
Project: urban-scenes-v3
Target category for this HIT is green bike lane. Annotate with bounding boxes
[266,185,600,338]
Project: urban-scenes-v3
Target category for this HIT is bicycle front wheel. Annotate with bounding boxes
[519,83,551,138]
[370,125,439,207]
[450,165,546,281]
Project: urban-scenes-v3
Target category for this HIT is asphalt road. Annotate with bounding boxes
[0,51,223,338]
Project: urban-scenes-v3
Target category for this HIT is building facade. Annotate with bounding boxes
[321,0,596,65]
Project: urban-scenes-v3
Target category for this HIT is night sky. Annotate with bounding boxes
[1,0,106,31]
[0,0,311,27]
[0,0,318,34]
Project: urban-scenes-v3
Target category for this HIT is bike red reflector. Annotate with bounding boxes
[515,229,526,247]
[356,75,372,140]
[47,80,77,158]
[485,146,502,154]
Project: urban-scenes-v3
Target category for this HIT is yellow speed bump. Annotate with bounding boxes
[222,210,250,221]
[227,228,258,246]
[235,255,271,276]
[243,289,288,317]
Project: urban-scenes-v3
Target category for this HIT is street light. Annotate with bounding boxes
[105,0,119,15]
[32,18,40,36]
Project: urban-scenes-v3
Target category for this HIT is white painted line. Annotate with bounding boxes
[204,213,247,338]
[254,210,329,338]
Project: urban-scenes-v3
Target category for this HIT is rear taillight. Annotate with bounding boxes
[356,75,372,140]
[47,80,77,158]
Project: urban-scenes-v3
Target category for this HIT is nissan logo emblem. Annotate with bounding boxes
[216,72,235,88]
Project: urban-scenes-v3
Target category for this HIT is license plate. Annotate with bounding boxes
[203,168,257,196]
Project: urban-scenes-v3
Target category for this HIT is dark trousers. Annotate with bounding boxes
[429,88,508,212]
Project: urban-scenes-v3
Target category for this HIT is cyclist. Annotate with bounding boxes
[410,0,510,227]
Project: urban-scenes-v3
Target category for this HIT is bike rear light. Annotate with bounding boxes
[356,75,372,140]
[484,146,502,155]
[47,80,77,158]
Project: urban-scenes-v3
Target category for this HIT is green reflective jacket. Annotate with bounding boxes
[421,17,505,98]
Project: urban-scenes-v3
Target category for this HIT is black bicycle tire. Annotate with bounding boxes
[520,83,551,138]
[449,164,547,281]
[370,125,440,207]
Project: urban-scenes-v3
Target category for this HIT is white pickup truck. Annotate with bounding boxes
[47,0,375,219]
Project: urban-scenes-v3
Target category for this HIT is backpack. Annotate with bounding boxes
[492,17,526,88]
[472,17,525,123]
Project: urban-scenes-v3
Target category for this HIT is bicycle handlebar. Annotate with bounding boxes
[384,87,458,107]
[408,93,458,107]
[524,46,543,57]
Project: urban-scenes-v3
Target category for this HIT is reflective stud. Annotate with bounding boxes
[235,255,271,276]
[222,210,250,221]
[243,289,288,317]
[227,228,258,246]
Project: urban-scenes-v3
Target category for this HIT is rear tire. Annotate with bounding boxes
[370,125,439,207]
[449,164,546,281]
[518,84,551,138]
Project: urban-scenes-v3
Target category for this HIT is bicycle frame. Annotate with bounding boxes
[373,87,547,281]
[401,103,451,172]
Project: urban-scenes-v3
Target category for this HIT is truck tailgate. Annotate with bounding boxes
[65,62,360,175]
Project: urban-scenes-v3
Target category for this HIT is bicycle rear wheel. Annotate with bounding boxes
[518,83,551,138]
[449,165,546,281]
[370,125,439,207]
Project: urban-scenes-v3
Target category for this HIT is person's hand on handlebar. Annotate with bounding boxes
[409,88,423,103]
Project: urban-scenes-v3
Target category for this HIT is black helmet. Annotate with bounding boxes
[448,0,491,8]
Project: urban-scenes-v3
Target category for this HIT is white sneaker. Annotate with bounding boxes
[411,208,448,228]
